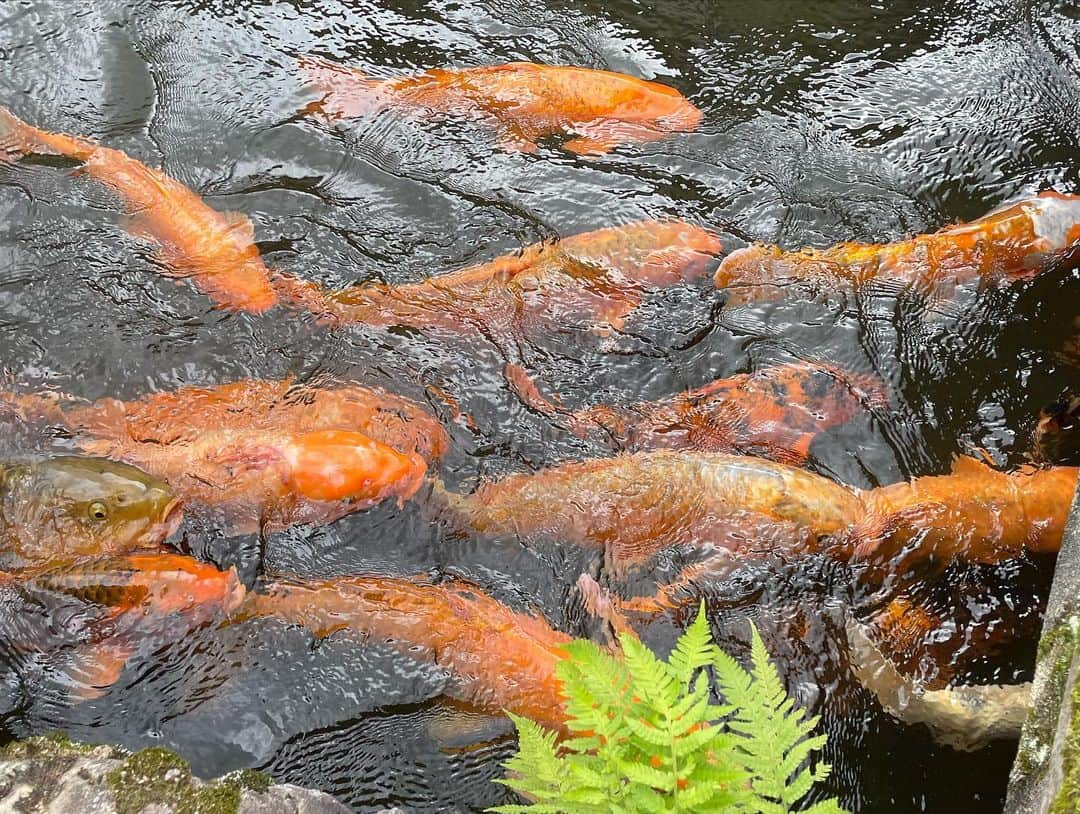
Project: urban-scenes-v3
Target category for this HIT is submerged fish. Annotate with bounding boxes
[52,377,448,463]
[436,451,1078,579]
[855,454,1077,572]
[2,380,437,535]
[0,456,181,571]
[9,553,245,699]
[301,58,703,155]
[845,618,1029,752]
[509,360,887,465]
[273,220,721,340]
[715,191,1080,303]
[434,451,863,572]
[238,574,572,732]
[0,106,278,312]
[577,573,1031,753]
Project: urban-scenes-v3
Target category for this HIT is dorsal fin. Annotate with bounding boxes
[950,454,995,476]
[219,211,256,242]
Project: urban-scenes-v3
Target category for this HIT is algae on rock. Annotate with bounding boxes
[1006,482,1080,814]
[0,733,348,814]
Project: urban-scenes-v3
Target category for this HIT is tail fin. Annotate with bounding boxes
[0,106,73,163]
[269,269,341,324]
[809,361,891,411]
[503,362,597,440]
[0,106,34,163]
[0,388,72,426]
[298,56,386,120]
[59,640,134,702]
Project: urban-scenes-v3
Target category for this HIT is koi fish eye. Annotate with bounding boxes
[88,501,109,521]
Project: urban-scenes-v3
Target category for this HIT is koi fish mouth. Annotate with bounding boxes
[154,498,185,543]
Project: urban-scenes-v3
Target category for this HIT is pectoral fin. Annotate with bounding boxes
[575,573,637,639]
[59,640,135,702]
[495,128,538,154]
[220,211,256,242]
[426,700,515,753]
[563,135,618,156]
[118,212,158,245]
[846,503,947,563]
[299,57,386,120]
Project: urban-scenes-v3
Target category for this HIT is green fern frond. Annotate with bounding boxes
[665,600,718,684]
[490,606,846,814]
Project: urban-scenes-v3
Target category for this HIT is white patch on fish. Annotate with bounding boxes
[1028,195,1080,251]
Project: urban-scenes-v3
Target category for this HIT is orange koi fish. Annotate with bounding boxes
[434,451,864,572]
[715,191,1080,303]
[8,553,244,699]
[3,380,435,535]
[510,360,887,465]
[854,454,1078,572]
[273,220,721,339]
[78,428,427,534]
[301,58,702,155]
[239,575,572,732]
[0,106,278,312]
[437,451,1078,579]
[50,377,448,463]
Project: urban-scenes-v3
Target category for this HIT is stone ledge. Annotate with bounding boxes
[1006,480,1080,813]
[0,733,357,814]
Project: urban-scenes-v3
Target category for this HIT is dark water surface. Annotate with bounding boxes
[1,0,1079,810]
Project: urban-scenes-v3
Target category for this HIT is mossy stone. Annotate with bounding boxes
[1049,627,1080,814]
[220,768,273,794]
[1,730,103,760]
[1014,616,1078,778]
[106,746,243,814]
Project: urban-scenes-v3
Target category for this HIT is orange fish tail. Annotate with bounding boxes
[299,57,385,120]
[0,388,72,426]
[806,361,891,411]
[0,106,33,162]
[0,106,53,162]
[0,106,97,164]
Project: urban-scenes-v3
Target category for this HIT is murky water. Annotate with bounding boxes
[1,0,1078,810]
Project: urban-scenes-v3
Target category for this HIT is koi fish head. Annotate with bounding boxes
[1026,191,1080,253]
[0,456,182,566]
[613,220,723,285]
[604,81,702,133]
[1033,395,1080,464]
[281,429,427,506]
[969,190,1080,261]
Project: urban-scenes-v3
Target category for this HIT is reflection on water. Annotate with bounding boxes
[1,0,1079,810]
